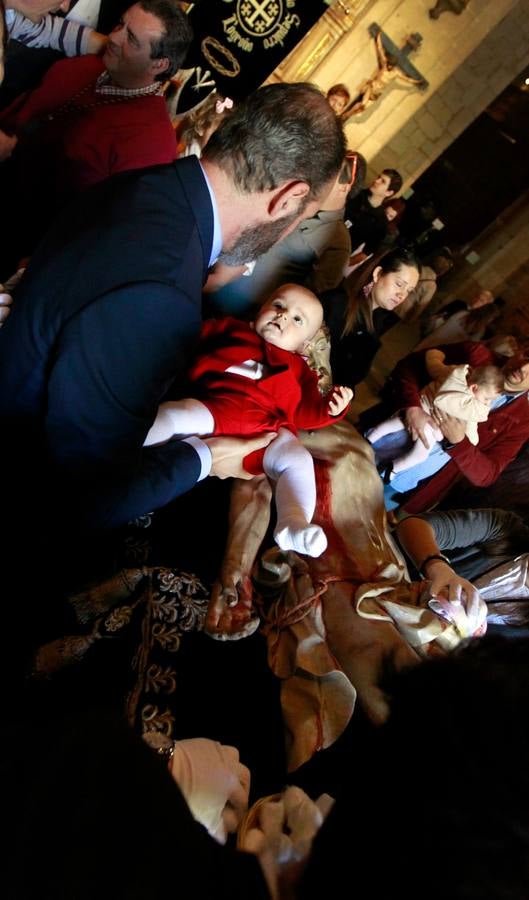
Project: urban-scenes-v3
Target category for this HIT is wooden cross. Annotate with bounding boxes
[368,22,428,89]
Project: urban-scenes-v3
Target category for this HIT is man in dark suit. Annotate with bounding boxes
[0,82,345,543]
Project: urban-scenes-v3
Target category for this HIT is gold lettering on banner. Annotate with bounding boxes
[230,0,300,49]
[201,35,241,77]
[205,0,304,75]
[223,15,254,51]
[263,13,300,48]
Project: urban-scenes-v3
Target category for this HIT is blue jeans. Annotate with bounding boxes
[370,430,450,511]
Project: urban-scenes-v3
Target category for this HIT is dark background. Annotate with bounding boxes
[400,63,529,253]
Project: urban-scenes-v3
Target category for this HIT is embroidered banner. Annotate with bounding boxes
[179,0,328,110]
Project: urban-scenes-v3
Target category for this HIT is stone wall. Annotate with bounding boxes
[361,0,529,187]
[266,0,529,321]
[268,0,529,189]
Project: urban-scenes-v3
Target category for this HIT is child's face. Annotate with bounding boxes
[254,285,323,354]
[327,92,348,115]
[472,383,501,405]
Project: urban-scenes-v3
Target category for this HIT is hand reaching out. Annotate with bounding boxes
[425,558,487,636]
[433,410,467,445]
[404,406,437,448]
[169,738,251,844]
[328,385,353,416]
[206,567,260,641]
[241,786,334,898]
[205,432,276,479]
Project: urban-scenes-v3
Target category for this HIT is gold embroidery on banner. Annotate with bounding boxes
[152,622,181,653]
[146,663,177,695]
[237,0,284,38]
[141,704,174,737]
[201,36,241,77]
[104,605,133,632]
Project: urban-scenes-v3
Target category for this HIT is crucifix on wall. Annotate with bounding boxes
[342,23,428,120]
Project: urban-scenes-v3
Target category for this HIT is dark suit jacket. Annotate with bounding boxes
[0,156,213,530]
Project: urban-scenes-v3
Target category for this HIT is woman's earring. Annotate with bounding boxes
[362,280,374,298]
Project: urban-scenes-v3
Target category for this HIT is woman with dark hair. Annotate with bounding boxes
[396,245,453,323]
[366,196,407,269]
[321,246,420,388]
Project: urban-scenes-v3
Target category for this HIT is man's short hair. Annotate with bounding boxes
[382,167,403,195]
[139,0,193,80]
[203,82,346,200]
[327,83,351,103]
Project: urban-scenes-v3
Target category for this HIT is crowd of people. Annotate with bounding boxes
[1,6,528,898]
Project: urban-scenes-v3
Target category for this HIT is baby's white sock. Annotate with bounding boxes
[274,521,328,558]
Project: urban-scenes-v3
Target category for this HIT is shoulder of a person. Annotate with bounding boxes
[420,265,436,279]
[441,340,492,365]
[490,392,529,420]
[56,54,104,76]
[312,216,350,244]
[201,316,249,335]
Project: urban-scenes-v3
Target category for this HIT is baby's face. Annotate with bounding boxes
[254,285,323,354]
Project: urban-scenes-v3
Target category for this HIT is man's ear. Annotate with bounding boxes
[384,189,395,199]
[268,181,310,220]
[151,56,170,76]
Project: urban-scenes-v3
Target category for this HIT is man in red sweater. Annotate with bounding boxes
[0,0,191,276]
[367,340,529,514]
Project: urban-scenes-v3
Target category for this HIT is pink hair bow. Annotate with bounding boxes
[215,97,234,114]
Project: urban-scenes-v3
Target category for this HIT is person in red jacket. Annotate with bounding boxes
[145,284,353,557]
[367,340,529,514]
[0,0,192,276]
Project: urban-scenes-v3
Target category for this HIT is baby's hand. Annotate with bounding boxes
[328,385,353,416]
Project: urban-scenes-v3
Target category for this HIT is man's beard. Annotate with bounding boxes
[218,208,304,267]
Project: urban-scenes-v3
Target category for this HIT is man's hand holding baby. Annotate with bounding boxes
[328,385,353,416]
